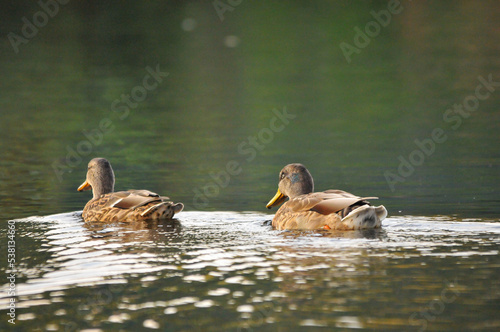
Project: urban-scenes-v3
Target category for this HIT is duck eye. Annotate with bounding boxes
[280,172,285,180]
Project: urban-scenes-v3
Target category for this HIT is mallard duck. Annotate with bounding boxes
[266,163,387,230]
[77,158,183,222]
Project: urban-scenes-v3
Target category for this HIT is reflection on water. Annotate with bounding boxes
[0,1,499,220]
[1,212,499,331]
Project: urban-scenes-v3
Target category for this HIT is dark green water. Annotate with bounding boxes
[1,1,499,331]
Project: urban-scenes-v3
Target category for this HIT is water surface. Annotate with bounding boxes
[1,212,499,331]
[0,1,498,219]
[0,1,499,331]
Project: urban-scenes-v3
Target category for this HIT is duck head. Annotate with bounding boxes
[78,158,115,199]
[266,163,314,209]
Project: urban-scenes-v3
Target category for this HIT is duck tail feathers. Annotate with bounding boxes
[140,201,183,220]
[341,205,387,229]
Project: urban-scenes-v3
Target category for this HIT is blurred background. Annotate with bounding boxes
[0,0,499,219]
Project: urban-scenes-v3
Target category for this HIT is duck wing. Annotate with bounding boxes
[109,190,164,210]
[292,190,378,215]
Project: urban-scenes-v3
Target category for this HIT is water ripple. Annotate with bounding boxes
[1,212,499,331]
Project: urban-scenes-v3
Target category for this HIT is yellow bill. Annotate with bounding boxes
[77,180,92,191]
[266,189,286,209]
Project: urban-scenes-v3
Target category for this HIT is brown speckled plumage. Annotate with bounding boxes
[78,158,183,222]
[266,164,387,230]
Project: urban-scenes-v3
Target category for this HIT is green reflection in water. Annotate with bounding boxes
[0,1,498,220]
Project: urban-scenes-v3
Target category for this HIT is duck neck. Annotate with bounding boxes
[296,180,314,197]
[92,178,114,199]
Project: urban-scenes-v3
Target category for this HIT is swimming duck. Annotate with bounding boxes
[78,158,183,222]
[266,163,387,230]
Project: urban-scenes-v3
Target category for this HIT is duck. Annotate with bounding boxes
[77,158,183,222]
[266,163,387,230]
